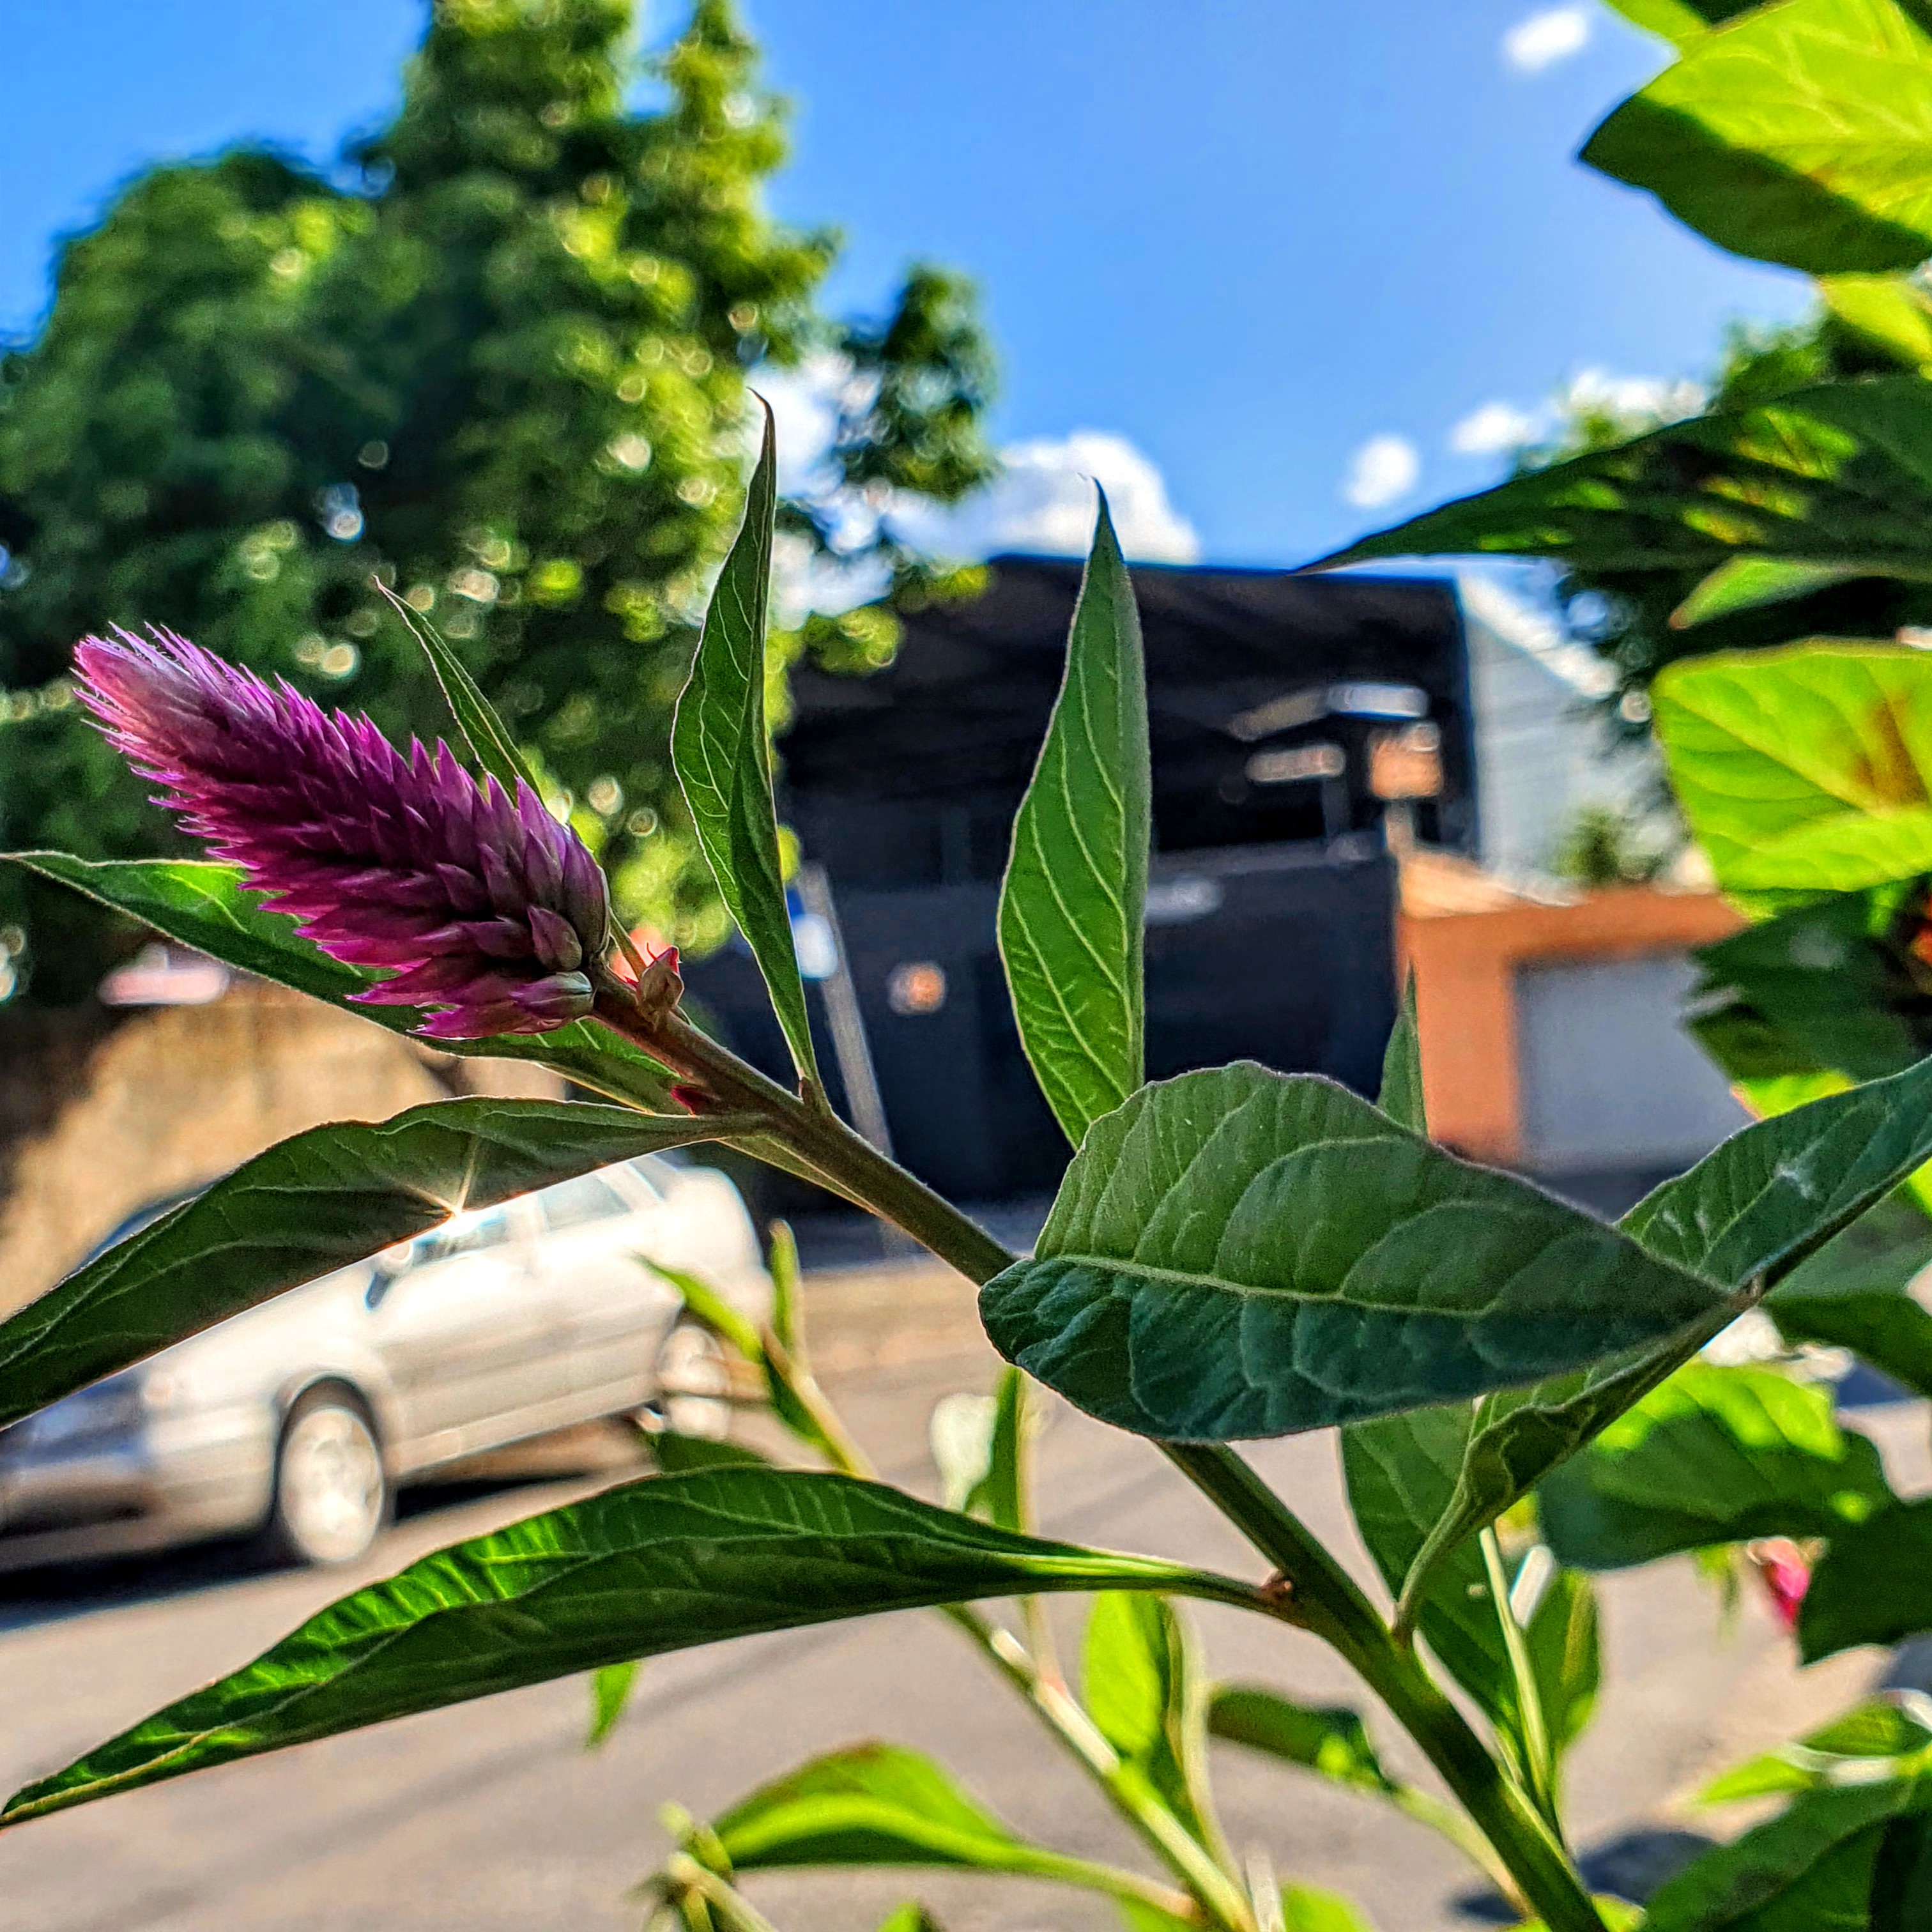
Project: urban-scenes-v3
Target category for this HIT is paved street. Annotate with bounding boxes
[0,1260,1917,1932]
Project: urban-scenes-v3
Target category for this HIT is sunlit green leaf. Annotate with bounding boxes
[1698,1696,1932,1805]
[1653,644,1932,905]
[671,401,818,1087]
[981,1062,1731,1440]
[586,1660,641,1749]
[0,1098,742,1430]
[1821,272,1932,371]
[1206,1685,1397,1797]
[1279,1885,1379,1932]
[1540,1363,1893,1571]
[1672,558,1866,630]
[1583,0,1932,276]
[1602,0,1760,45]
[1,1468,1256,1826]
[998,489,1150,1144]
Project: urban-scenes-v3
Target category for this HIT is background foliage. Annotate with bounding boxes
[0,0,997,1004]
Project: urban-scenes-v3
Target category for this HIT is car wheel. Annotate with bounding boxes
[655,1322,732,1441]
[265,1387,390,1567]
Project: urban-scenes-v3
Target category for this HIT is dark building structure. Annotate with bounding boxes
[687,555,1473,1203]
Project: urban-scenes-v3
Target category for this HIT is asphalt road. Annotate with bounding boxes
[0,1261,1919,1932]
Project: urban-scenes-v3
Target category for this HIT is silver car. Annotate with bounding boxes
[0,1153,770,1571]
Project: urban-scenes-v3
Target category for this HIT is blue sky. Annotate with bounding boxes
[1,1,1811,569]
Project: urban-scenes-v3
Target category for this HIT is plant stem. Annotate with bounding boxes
[1480,1526,1561,1837]
[1161,1444,1606,1932]
[598,990,1601,1932]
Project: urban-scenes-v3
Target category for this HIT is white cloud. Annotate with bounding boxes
[1450,400,1540,456]
[1342,434,1421,509]
[1502,5,1591,72]
[1563,366,1705,423]
[894,430,1200,565]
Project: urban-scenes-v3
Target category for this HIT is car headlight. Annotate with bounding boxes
[6,1372,150,1453]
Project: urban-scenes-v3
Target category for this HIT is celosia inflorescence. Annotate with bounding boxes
[75,625,610,1039]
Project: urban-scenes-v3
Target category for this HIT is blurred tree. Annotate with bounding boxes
[0,0,997,1004]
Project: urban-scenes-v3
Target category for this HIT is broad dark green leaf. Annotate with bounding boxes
[1,1468,1255,1825]
[585,1660,641,1749]
[2,852,681,1113]
[1206,1685,1397,1797]
[1875,1812,1932,1931]
[671,402,818,1089]
[1698,1696,1932,1805]
[1686,889,1929,1088]
[647,1432,772,1475]
[1540,1364,1892,1572]
[997,490,1150,1145]
[0,1098,743,1430]
[1652,645,1932,904]
[378,585,544,798]
[1643,1778,1931,1931]
[1801,1496,1932,1658]
[1377,972,1425,1134]
[980,1062,1732,1440]
[1779,1289,1932,1395]
[1082,1594,1219,1850]
[1583,0,1932,276]
[1313,378,1932,590]
[712,1742,1116,1889]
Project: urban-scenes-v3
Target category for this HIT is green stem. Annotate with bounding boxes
[1480,1527,1561,1837]
[1161,1445,1605,1932]
[597,988,1600,1932]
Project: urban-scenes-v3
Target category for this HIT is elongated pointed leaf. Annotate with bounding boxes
[998,491,1150,1144]
[1800,1496,1932,1659]
[672,404,817,1087]
[0,1098,745,1429]
[1671,558,1864,631]
[981,1062,1732,1440]
[1206,1686,1398,1797]
[1279,1888,1379,1932]
[1,1469,1255,1826]
[713,1741,1144,1898]
[1698,1698,1932,1806]
[585,1660,641,1749]
[378,585,543,797]
[1540,1363,1893,1572]
[1584,0,1932,277]
[1653,644,1932,904]
[1314,378,1932,590]
[3,852,680,1112]
[1377,972,1425,1133]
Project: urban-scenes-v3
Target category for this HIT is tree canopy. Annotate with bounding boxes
[0,0,997,1004]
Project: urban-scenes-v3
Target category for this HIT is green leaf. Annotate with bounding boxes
[1522,1565,1602,1758]
[1671,558,1866,630]
[714,1742,1075,1879]
[1642,1778,1931,1931]
[647,1432,772,1475]
[1776,1289,1932,1396]
[1539,1363,1893,1572]
[378,583,544,798]
[1583,0,1932,277]
[1876,1812,1932,1931]
[980,1062,1733,1440]
[1800,1496,1932,1657]
[1082,1595,1219,1849]
[1279,1885,1379,1932]
[1,1468,1254,1825]
[1206,1685,1397,1797]
[768,1219,803,1361]
[1312,377,1932,589]
[3,852,682,1113]
[1821,272,1932,372]
[1377,971,1425,1134]
[585,1660,641,1749]
[672,401,818,1088]
[873,1908,945,1932]
[1698,1697,1932,1805]
[926,1371,1026,1525]
[1652,644,1932,904]
[0,1098,741,1430]
[997,489,1150,1145]
[1603,0,1762,45]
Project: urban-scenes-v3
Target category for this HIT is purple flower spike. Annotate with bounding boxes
[75,625,610,1040]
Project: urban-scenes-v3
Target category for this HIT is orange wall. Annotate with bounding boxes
[1397,887,1743,1165]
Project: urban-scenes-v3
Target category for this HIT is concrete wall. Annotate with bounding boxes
[0,988,564,1317]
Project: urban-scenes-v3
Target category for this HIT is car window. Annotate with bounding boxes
[415,1204,515,1264]
[539,1173,631,1232]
